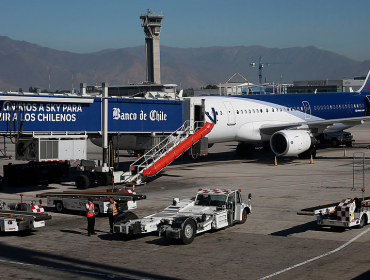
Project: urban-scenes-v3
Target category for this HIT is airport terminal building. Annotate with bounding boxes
[288,76,366,93]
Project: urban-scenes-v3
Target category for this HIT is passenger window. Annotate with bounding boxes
[266,108,268,113]
[260,109,263,113]
[220,111,223,115]
[236,110,239,114]
[216,111,218,115]
[272,108,274,112]
[245,110,247,114]
[252,109,255,113]
[249,109,251,114]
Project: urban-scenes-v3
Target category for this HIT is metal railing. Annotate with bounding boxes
[124,121,204,184]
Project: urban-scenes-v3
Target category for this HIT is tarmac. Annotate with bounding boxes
[1,123,370,279]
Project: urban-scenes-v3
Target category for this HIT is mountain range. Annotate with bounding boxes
[0,35,369,91]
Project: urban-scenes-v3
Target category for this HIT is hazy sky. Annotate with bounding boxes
[2,0,369,61]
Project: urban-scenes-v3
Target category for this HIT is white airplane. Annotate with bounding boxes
[92,70,370,159]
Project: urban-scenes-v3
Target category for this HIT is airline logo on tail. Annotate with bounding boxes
[205,108,217,124]
[359,70,370,94]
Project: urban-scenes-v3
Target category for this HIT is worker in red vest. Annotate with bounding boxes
[86,197,96,236]
[108,197,119,233]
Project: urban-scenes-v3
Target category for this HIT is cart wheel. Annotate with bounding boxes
[238,208,248,224]
[180,219,196,245]
[94,206,100,216]
[331,138,339,148]
[55,201,64,213]
[358,215,366,228]
[76,175,89,189]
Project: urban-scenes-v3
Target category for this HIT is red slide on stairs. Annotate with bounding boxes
[142,122,215,177]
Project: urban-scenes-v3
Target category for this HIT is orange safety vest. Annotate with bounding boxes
[86,203,95,217]
[112,203,118,216]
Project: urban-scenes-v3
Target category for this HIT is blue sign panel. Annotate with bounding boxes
[0,95,183,133]
[108,98,183,132]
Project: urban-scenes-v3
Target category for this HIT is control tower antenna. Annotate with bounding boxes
[140,8,164,84]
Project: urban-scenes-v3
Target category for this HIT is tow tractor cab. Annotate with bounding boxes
[114,189,252,245]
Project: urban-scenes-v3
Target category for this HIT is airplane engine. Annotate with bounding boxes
[270,130,315,156]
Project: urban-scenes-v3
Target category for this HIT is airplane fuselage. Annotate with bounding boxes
[196,92,368,144]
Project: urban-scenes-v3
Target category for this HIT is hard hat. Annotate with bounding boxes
[88,197,93,202]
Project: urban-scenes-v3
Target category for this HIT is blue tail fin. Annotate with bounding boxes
[358,70,370,94]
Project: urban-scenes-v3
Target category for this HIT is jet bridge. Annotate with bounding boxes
[0,85,209,188]
[0,90,184,160]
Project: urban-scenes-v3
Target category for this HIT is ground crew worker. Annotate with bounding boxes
[108,197,119,233]
[86,197,96,236]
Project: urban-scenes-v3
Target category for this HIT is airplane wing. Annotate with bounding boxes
[259,116,370,135]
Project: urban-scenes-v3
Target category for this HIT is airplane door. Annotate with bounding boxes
[302,101,311,120]
[223,101,236,125]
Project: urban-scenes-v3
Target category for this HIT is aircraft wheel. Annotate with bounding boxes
[180,219,196,245]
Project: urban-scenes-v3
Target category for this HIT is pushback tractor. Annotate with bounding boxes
[113,189,251,244]
[298,154,370,229]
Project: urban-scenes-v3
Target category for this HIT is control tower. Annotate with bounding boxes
[140,9,164,84]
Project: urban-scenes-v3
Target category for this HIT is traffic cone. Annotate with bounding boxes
[274,156,277,166]
[344,149,347,157]
[310,155,314,164]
